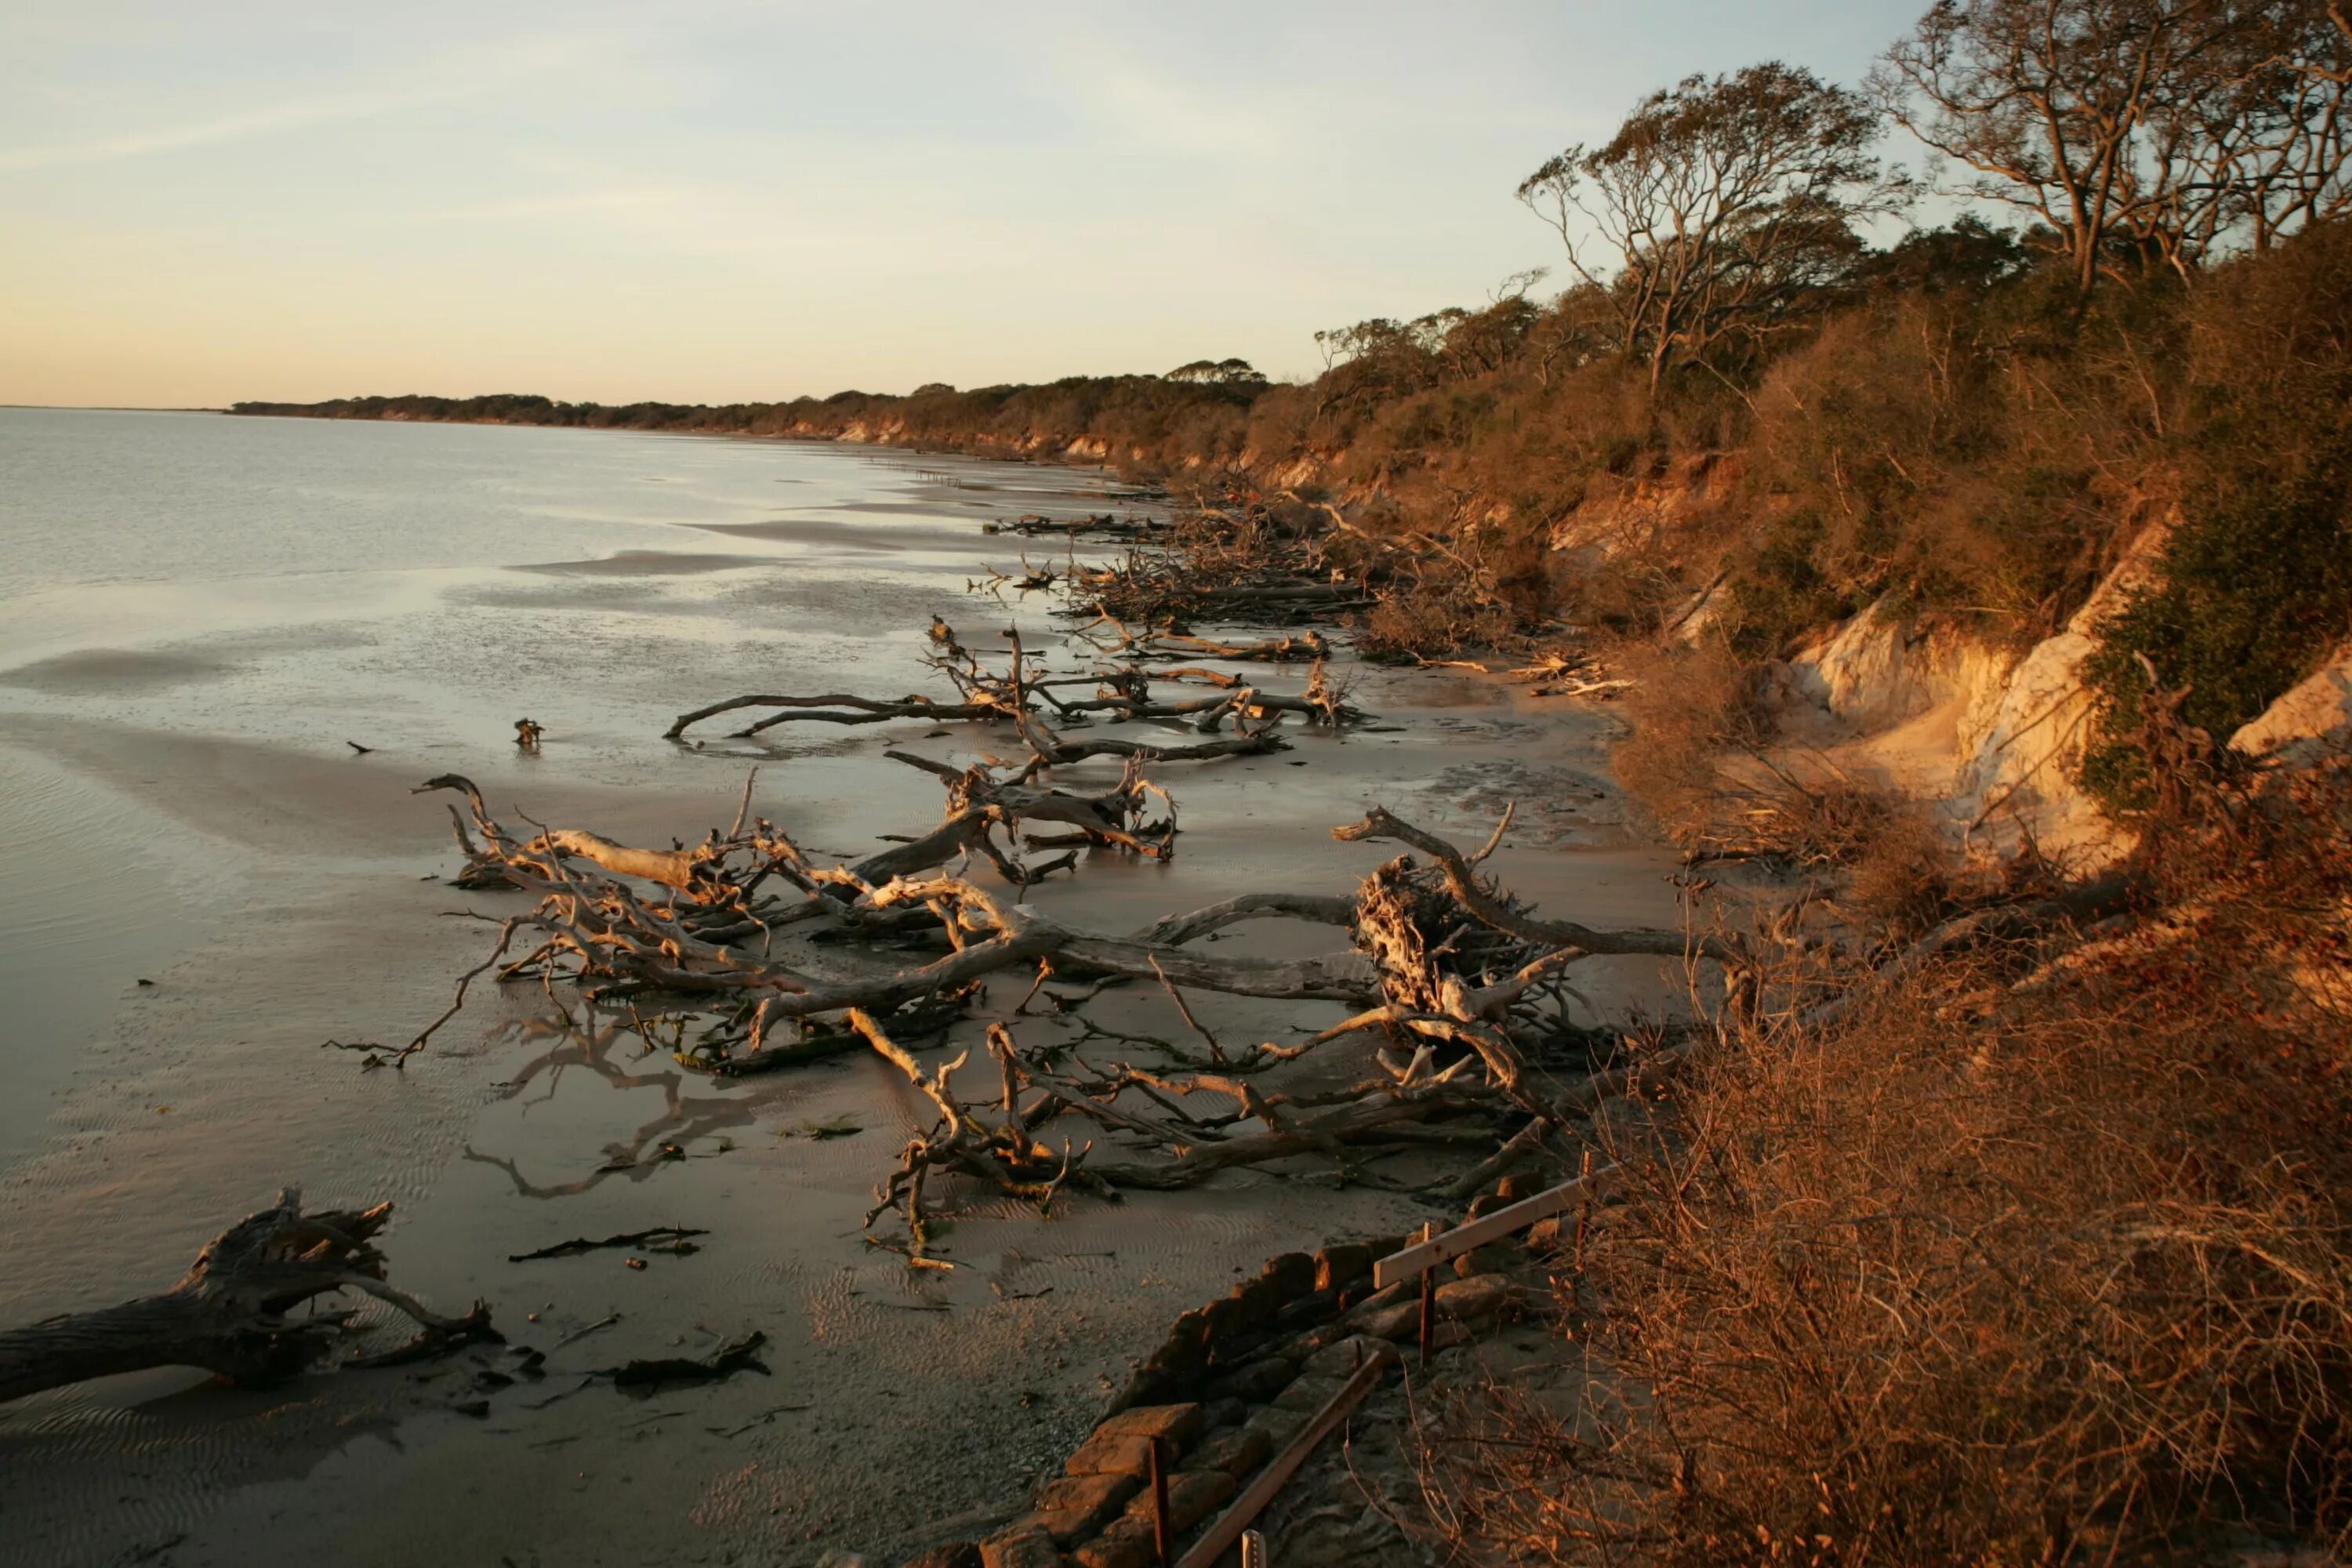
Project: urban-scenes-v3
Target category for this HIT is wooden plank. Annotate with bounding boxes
[1372,1163,1618,1288]
[1176,1352,1389,1568]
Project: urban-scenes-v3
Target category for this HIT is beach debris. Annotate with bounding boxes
[603,1330,769,1392]
[782,1115,864,1141]
[506,1225,709,1263]
[662,619,1361,744]
[552,1313,622,1351]
[345,1301,503,1369]
[0,1189,492,1405]
[346,739,375,754]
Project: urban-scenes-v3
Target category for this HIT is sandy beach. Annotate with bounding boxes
[0,417,1682,1566]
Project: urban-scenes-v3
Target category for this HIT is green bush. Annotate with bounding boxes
[2082,220,2352,811]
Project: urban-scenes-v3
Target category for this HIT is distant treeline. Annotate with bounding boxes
[227,365,1274,469]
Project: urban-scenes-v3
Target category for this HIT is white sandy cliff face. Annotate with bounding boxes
[2233,643,2352,763]
[1768,507,2348,869]
[1767,516,2183,869]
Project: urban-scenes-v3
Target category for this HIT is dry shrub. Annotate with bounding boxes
[1611,643,1773,843]
[1425,764,2352,1566]
[1354,588,1519,660]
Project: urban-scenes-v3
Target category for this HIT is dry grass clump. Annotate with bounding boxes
[1422,762,2352,1567]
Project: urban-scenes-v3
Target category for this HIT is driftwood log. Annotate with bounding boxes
[0,1190,490,1406]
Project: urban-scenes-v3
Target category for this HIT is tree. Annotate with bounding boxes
[1872,0,2350,293]
[1516,63,1907,392]
[1164,358,1269,387]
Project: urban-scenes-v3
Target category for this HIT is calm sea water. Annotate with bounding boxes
[0,408,1125,1155]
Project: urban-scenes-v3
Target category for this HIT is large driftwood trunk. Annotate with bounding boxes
[0,1190,485,1406]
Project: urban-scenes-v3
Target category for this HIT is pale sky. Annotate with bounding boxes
[0,1,1929,408]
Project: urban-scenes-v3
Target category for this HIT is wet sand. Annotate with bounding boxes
[0,436,1684,1565]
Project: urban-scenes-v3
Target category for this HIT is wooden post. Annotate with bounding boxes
[1240,1530,1269,1568]
[1417,1222,1437,1368]
[1149,1432,1174,1566]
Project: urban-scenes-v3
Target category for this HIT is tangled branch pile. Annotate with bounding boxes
[406,640,1737,1261]
[1052,492,1562,659]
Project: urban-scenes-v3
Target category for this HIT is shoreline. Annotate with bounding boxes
[0,419,1675,1565]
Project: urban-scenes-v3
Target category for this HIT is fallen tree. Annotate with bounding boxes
[0,1190,492,1406]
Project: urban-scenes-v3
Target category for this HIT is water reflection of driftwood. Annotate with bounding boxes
[464,1015,771,1200]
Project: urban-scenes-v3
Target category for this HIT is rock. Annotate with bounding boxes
[1108,1319,1211,1412]
[1259,1250,1316,1298]
[902,1545,981,1568]
[816,1553,872,1568]
[980,1523,1062,1568]
[1454,1244,1516,1278]
[1274,1287,1339,1330]
[1197,1295,1247,1345]
[1063,1428,1155,1481]
[1341,1279,1410,1329]
[1202,1396,1250,1432]
[1242,1403,1308,1454]
[1203,1354,1294,1403]
[1094,1402,1204,1448]
[1299,1334,1399,1381]
[1465,1193,1507,1220]
[1356,1279,1518,1340]
[1356,1301,1420,1341]
[1284,1319,1356,1357]
[1222,1273,1285,1334]
[1104,1359,1189,1415]
[1139,1467,1238,1534]
[1183,1421,1274,1479]
[1436,1272,1519,1322]
[1524,1216,1567,1252]
[1071,1521,1153,1568]
[1313,1243,1372,1292]
[1272,1374,1347,1414]
[1494,1175,1527,1200]
[1034,1472,1141,1545]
